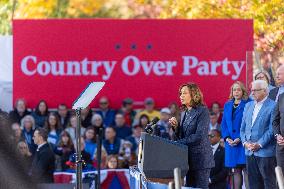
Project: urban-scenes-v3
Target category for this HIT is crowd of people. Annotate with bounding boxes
[206,66,284,189]
[218,66,284,189]
[1,65,284,189]
[3,93,180,184]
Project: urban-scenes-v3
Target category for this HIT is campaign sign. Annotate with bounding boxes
[13,19,253,108]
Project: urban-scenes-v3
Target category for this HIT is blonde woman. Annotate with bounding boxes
[221,81,251,189]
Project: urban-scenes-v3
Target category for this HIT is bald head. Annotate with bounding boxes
[276,65,284,86]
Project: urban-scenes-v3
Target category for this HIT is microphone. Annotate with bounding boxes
[145,117,160,134]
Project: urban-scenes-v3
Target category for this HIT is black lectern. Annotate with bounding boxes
[138,132,188,178]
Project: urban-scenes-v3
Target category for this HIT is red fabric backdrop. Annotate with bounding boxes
[13,19,253,109]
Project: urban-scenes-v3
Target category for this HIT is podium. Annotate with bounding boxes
[138,132,188,179]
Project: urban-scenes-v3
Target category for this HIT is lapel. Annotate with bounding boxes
[183,108,198,134]
[247,102,254,127]
[273,88,279,100]
[38,143,48,156]
[180,111,185,125]
[280,94,284,112]
[214,144,221,159]
[252,98,268,127]
[268,87,279,101]
[228,100,234,120]
[226,100,233,131]
[32,144,45,166]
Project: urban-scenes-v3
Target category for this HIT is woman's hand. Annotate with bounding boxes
[169,117,178,129]
[232,138,241,145]
[226,138,235,146]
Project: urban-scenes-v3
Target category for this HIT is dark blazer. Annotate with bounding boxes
[174,105,214,170]
[9,109,30,124]
[269,87,279,101]
[209,145,229,189]
[273,93,284,166]
[31,143,55,183]
[273,93,284,137]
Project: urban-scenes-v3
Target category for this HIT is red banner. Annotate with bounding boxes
[13,19,253,109]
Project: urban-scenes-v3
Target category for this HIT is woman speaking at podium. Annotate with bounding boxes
[169,83,214,189]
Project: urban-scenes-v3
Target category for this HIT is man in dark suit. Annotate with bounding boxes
[208,129,228,189]
[31,127,55,183]
[269,65,284,101]
[273,92,284,172]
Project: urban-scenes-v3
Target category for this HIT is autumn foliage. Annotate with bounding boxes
[0,0,283,59]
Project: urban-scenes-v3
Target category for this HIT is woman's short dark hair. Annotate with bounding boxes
[179,82,205,109]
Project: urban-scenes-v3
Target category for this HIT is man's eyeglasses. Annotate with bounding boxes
[256,76,265,80]
[251,88,264,92]
[208,134,215,138]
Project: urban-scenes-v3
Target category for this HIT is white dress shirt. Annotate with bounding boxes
[252,96,267,126]
[36,142,47,151]
[276,85,284,102]
[209,123,218,130]
[211,142,220,155]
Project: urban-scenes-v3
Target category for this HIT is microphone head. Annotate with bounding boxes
[145,117,159,134]
[145,126,153,134]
